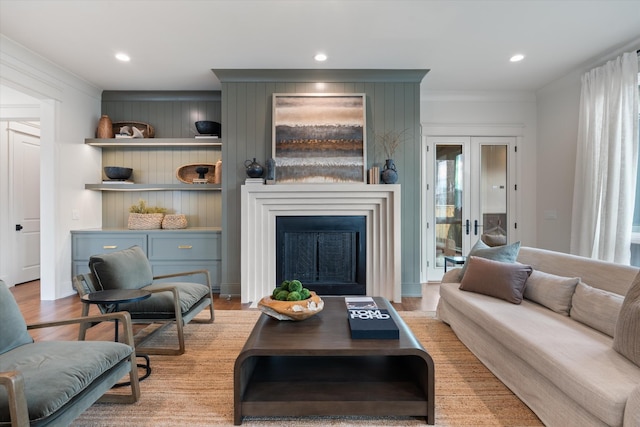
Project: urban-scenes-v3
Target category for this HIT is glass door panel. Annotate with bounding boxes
[478,144,508,247]
[434,145,464,268]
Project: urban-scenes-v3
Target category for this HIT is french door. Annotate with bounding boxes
[424,136,517,280]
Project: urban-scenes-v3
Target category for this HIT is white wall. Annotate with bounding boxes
[0,35,102,299]
[420,90,538,247]
[536,38,640,253]
[535,74,581,252]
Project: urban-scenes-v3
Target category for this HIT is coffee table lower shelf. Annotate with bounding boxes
[236,354,431,424]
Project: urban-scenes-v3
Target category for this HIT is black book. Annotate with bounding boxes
[347,309,399,339]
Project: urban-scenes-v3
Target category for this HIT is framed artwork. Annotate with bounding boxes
[272,93,366,183]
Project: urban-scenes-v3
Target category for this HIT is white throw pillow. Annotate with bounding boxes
[570,282,623,337]
[523,270,580,316]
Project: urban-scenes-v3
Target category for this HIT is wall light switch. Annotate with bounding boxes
[543,210,557,220]
[72,209,80,220]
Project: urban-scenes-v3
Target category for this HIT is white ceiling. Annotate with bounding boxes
[1,0,639,93]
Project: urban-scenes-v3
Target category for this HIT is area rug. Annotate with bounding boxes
[71,311,542,427]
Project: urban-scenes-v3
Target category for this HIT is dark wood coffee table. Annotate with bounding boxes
[234,296,434,425]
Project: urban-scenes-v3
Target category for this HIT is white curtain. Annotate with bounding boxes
[570,51,639,263]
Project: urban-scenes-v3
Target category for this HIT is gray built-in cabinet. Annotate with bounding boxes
[72,91,223,289]
[71,229,221,291]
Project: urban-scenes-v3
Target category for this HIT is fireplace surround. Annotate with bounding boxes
[241,183,401,303]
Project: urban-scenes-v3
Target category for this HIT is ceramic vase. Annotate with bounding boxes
[96,115,114,138]
[381,159,398,184]
[244,158,264,178]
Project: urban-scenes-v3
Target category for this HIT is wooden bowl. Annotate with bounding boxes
[258,291,324,321]
[176,163,216,184]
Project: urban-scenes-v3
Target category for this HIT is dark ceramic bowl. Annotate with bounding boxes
[104,166,133,180]
[195,121,221,136]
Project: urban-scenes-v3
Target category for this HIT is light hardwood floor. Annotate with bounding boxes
[9,280,440,342]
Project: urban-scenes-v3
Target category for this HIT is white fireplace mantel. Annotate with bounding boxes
[241,183,401,304]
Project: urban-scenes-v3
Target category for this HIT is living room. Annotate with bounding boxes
[1,1,640,425]
[1,1,639,301]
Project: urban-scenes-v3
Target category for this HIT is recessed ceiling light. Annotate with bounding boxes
[314,53,327,62]
[510,54,525,63]
[115,52,131,62]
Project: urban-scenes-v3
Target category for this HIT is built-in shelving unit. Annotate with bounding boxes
[84,138,222,192]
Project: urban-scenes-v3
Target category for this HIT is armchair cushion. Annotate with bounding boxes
[0,280,33,355]
[0,339,133,424]
[121,282,211,319]
[90,245,153,291]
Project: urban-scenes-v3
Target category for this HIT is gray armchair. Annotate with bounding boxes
[0,280,140,427]
[73,245,214,356]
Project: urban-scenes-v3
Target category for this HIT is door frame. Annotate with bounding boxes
[420,123,524,283]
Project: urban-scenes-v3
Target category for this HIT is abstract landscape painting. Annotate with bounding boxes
[273,93,366,183]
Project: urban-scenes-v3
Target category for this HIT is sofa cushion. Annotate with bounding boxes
[613,272,640,366]
[458,239,521,281]
[524,270,580,316]
[459,256,532,304]
[120,282,211,319]
[0,280,33,354]
[0,340,132,423]
[570,282,623,337]
[89,245,153,290]
[439,282,640,427]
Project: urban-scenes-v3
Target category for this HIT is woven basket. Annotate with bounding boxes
[162,214,188,229]
[127,213,164,230]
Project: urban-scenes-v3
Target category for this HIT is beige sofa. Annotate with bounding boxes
[437,246,640,427]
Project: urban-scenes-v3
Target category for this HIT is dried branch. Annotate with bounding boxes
[373,129,408,159]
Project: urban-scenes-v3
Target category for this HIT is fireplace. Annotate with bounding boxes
[241,183,401,304]
[276,216,366,295]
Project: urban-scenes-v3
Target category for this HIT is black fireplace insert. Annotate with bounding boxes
[276,216,366,296]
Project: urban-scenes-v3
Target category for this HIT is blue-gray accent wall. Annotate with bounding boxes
[214,69,428,298]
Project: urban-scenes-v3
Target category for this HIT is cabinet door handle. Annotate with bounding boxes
[178,245,193,249]
[103,245,117,249]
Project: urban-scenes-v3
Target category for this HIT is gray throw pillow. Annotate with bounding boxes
[459,256,532,304]
[458,239,521,281]
[89,245,154,291]
[523,270,580,316]
[0,280,34,354]
[613,272,640,366]
[570,282,623,337]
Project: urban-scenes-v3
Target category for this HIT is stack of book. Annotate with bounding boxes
[245,178,264,185]
[367,167,380,184]
[345,297,399,339]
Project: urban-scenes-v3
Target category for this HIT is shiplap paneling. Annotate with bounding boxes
[217,71,426,298]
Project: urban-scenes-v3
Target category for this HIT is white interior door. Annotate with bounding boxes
[425,136,516,281]
[10,124,40,284]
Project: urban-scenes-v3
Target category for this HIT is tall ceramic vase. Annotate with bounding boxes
[96,115,114,138]
[381,159,398,184]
